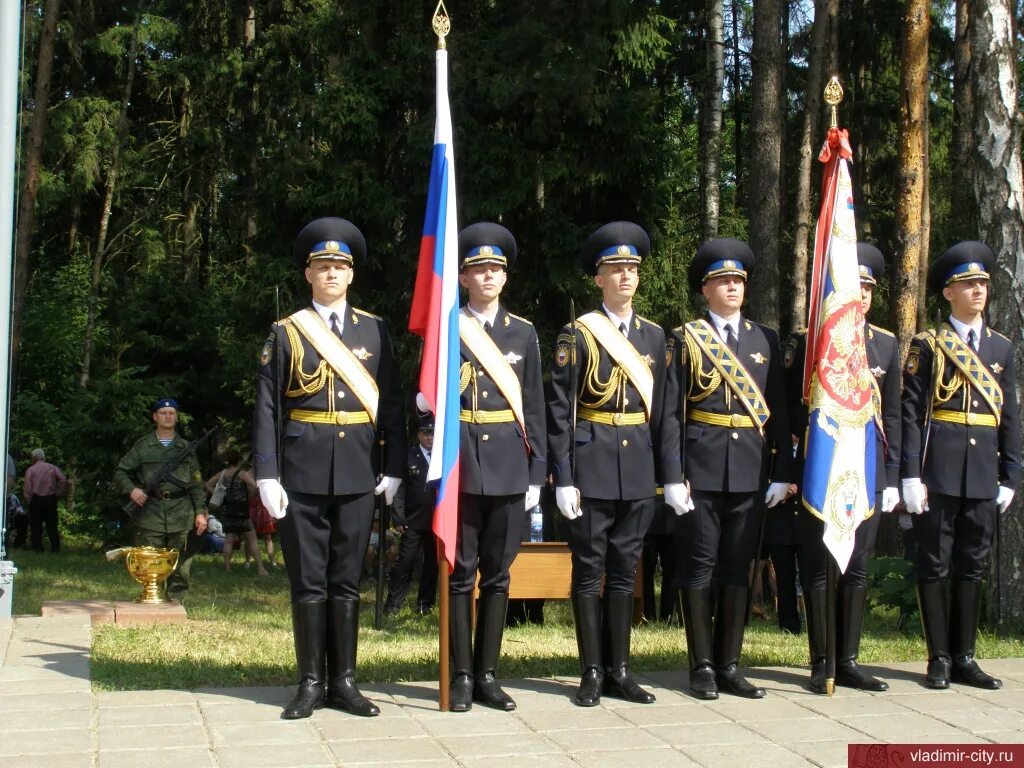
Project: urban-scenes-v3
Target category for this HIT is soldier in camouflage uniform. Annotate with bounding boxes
[115,398,208,602]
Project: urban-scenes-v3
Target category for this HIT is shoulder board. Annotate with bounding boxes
[505,311,534,326]
[275,317,292,328]
[913,330,936,342]
[556,332,575,345]
[987,328,1010,343]
[868,323,895,338]
[635,314,659,328]
[352,307,381,320]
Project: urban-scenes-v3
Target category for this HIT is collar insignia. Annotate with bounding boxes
[504,351,522,365]
[351,347,373,361]
[749,352,766,364]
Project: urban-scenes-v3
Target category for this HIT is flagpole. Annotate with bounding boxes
[822,76,843,699]
[431,0,452,713]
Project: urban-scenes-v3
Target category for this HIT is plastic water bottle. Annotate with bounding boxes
[529,508,544,542]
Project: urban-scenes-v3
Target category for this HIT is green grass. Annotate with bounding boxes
[8,542,1024,692]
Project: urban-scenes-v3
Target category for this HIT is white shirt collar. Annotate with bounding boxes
[420,444,431,461]
[603,304,632,335]
[465,304,499,328]
[707,309,742,340]
[313,299,348,333]
[948,315,983,347]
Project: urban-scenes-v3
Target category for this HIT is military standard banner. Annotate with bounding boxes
[801,120,877,573]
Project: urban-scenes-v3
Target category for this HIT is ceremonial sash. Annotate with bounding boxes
[934,325,1003,425]
[576,311,654,417]
[289,309,380,425]
[684,319,770,430]
[458,311,527,438]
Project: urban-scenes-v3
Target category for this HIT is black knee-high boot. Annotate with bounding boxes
[473,592,516,710]
[282,601,327,719]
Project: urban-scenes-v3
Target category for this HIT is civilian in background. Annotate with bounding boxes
[23,449,68,553]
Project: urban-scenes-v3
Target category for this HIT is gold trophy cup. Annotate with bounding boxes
[119,546,180,604]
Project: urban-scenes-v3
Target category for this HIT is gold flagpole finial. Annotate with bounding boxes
[432,1,451,50]
[823,76,844,129]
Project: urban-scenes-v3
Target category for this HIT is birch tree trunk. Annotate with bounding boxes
[890,0,929,359]
[789,0,832,334]
[11,0,61,393]
[969,0,1024,626]
[746,0,783,329]
[700,0,724,242]
[79,19,140,389]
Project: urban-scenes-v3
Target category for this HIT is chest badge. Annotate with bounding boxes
[351,347,374,361]
[505,351,522,365]
[870,365,885,377]
[992,362,1004,374]
[642,354,655,367]
[749,352,766,365]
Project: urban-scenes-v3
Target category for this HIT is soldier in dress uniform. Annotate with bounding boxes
[115,398,208,602]
[383,411,439,615]
[901,241,1020,690]
[447,222,546,713]
[782,243,901,694]
[548,221,687,708]
[253,217,405,719]
[667,238,792,700]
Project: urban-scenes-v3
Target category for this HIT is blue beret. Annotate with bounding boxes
[151,398,178,412]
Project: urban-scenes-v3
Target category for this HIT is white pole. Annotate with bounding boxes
[0,0,24,618]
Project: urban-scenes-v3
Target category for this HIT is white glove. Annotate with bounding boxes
[415,391,430,413]
[664,482,695,516]
[257,479,289,520]
[881,486,900,513]
[765,482,789,508]
[556,486,581,520]
[525,485,542,511]
[374,476,402,506]
[997,485,1015,514]
[902,478,928,515]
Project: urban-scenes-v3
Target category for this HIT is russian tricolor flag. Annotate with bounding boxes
[409,44,460,572]
[801,126,876,573]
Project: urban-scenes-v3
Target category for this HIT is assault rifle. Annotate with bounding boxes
[122,427,218,515]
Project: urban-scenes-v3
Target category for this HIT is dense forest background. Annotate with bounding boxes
[7,0,1024,566]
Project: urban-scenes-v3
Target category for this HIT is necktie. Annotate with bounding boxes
[967,329,977,351]
[619,322,628,338]
[484,321,493,336]
[725,323,738,353]
[330,312,343,340]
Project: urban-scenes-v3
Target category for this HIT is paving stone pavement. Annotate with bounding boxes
[1,615,1022,768]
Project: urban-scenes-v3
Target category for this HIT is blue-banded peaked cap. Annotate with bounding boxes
[293,217,366,271]
[579,221,650,276]
[689,238,756,294]
[856,242,886,285]
[458,222,517,270]
[928,241,993,295]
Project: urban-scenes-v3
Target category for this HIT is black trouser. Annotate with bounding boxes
[799,501,881,592]
[567,497,655,596]
[29,495,60,553]
[450,493,523,595]
[674,491,760,589]
[769,543,803,633]
[388,527,439,607]
[912,492,996,583]
[641,533,679,621]
[7,513,28,548]
[278,490,375,602]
